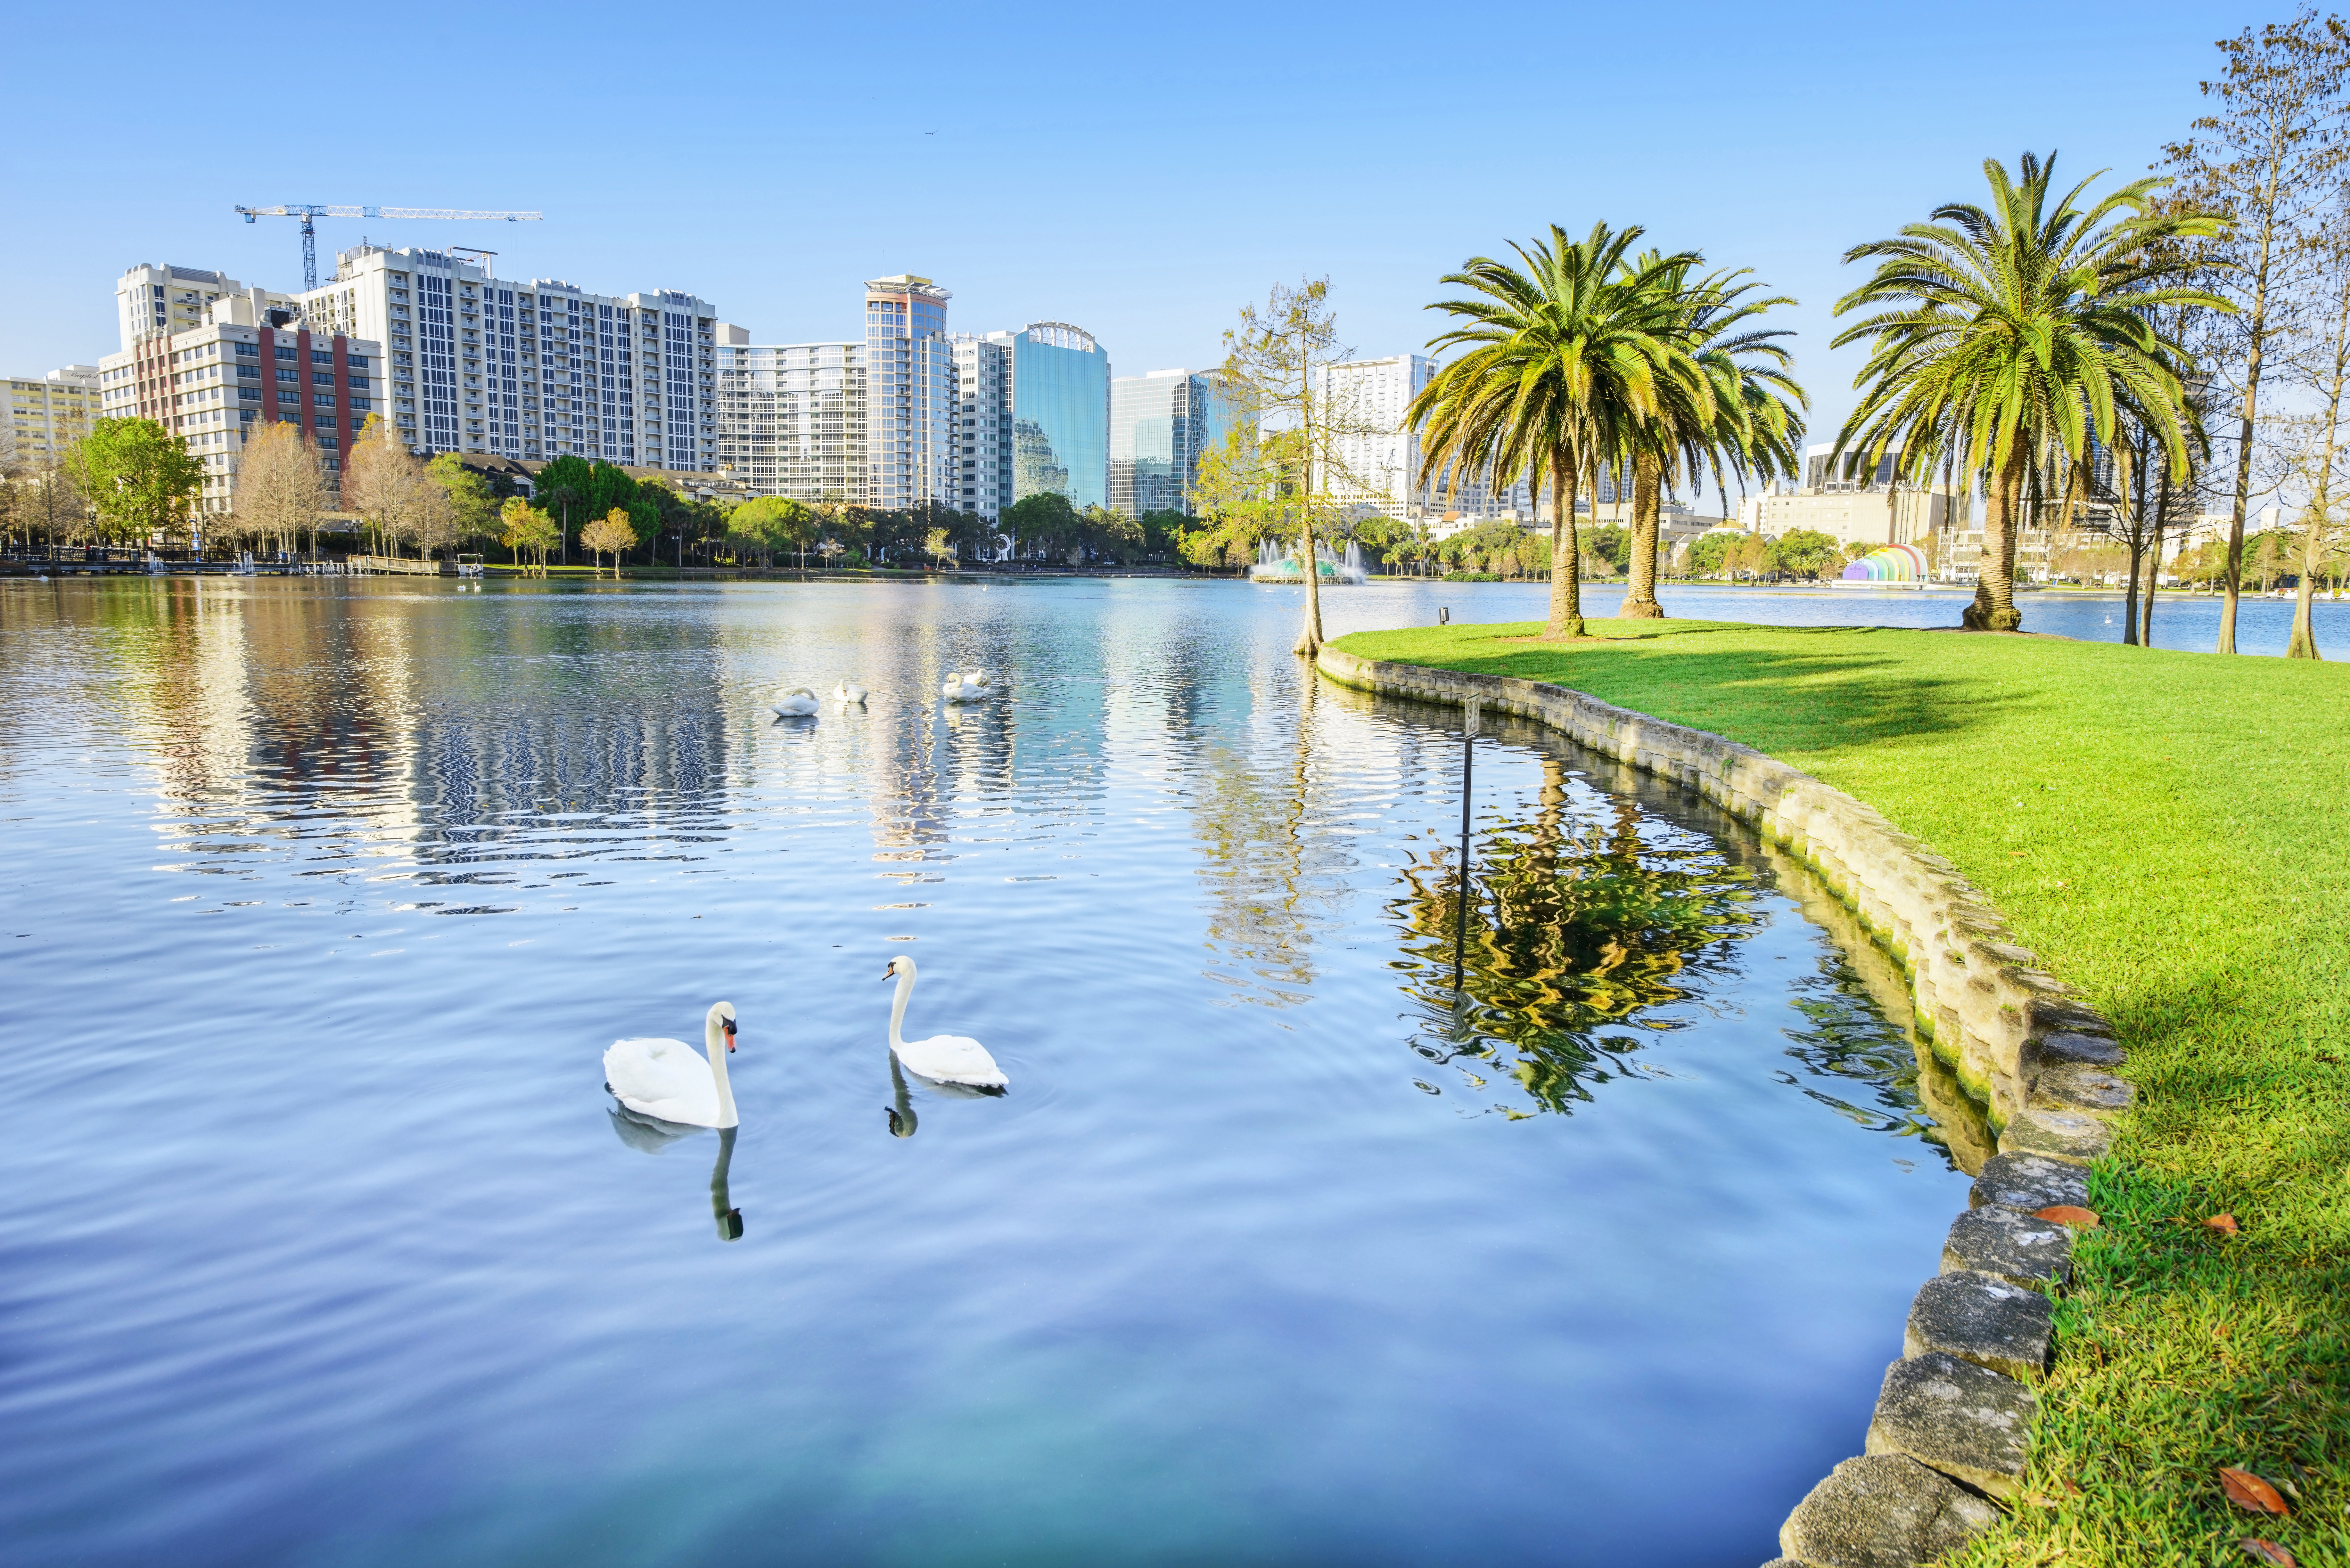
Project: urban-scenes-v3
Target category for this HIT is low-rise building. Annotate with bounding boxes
[5,366,102,471]
[98,290,382,520]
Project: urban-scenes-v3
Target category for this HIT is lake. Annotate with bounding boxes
[0,576,1978,1566]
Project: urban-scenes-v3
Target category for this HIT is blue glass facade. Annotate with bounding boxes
[1109,369,1228,515]
[1002,323,1109,510]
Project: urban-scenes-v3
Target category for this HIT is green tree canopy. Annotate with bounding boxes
[1831,151,2226,630]
[66,418,203,545]
[424,454,497,549]
[1411,224,1711,639]
[1003,491,1082,561]
[1772,528,1842,579]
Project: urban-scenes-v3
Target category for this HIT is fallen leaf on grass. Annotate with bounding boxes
[2058,1478,2083,1496]
[2221,1468,2291,1516]
[2036,1205,2100,1227]
[2239,1540,2297,1567]
[2207,1213,2240,1234]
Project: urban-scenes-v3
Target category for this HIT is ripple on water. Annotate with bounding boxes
[0,577,1972,1568]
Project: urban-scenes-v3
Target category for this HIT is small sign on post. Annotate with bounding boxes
[1462,696,1481,738]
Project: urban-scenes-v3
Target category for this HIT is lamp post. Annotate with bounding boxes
[1452,696,1481,993]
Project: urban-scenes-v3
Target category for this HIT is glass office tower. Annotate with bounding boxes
[1109,369,1228,515]
[993,322,1109,509]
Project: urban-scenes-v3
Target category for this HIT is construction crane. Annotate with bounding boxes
[234,204,544,290]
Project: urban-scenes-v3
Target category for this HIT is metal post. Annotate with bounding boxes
[1452,696,1480,993]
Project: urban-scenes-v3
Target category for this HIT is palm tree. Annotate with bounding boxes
[1621,260,1806,617]
[1410,224,1707,639]
[1830,151,2225,631]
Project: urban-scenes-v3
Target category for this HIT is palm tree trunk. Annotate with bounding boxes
[1543,450,1585,639]
[1965,448,2026,631]
[1622,450,1664,618]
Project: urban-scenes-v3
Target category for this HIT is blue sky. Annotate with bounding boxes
[8,0,2242,467]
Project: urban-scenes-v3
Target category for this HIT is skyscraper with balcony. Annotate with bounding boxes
[714,334,867,502]
[864,275,955,510]
[949,335,1014,521]
[112,254,720,470]
[1109,368,1228,515]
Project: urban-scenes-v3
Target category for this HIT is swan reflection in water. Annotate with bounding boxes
[606,1109,744,1242]
[885,1051,918,1139]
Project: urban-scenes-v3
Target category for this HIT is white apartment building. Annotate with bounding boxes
[864,275,956,510]
[288,246,719,469]
[714,333,867,502]
[115,263,294,353]
[97,288,383,518]
[1312,353,1541,523]
[1315,354,1432,520]
[118,254,719,470]
[5,367,102,471]
[950,335,1013,521]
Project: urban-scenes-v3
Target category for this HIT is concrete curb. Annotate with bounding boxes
[1314,644,2127,1566]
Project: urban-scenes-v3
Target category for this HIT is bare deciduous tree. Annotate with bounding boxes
[230,422,325,559]
[2166,8,2350,651]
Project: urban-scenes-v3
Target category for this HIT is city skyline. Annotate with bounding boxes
[4,0,2233,458]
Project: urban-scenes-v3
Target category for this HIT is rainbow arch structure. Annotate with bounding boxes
[1840,543,1928,583]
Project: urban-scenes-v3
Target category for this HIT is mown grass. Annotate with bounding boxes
[1336,617,2350,1567]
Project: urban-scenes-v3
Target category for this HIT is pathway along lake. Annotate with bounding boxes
[2,577,1979,1567]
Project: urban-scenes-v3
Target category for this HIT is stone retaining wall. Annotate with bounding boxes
[1316,644,2129,1568]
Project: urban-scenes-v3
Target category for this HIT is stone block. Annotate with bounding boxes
[1943,1205,2072,1287]
[1778,1453,2000,1568]
[2029,1061,2133,1116]
[1904,1269,2054,1380]
[1968,1152,2089,1214]
[2025,1029,2124,1070]
[2000,1106,2114,1165]
[1864,1352,2037,1499]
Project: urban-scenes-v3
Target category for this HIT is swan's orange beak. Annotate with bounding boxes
[724,1019,738,1053]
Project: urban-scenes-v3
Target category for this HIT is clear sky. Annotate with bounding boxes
[7,0,2244,477]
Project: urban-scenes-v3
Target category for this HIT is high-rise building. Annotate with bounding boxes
[114,264,294,353]
[1316,354,1442,521]
[1108,368,1228,515]
[301,246,718,469]
[949,335,1013,521]
[5,366,103,472]
[989,322,1108,509]
[864,275,955,510]
[714,333,867,502]
[115,252,721,470]
[97,288,383,518]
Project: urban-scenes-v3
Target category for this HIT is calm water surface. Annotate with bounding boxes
[1,578,1973,1567]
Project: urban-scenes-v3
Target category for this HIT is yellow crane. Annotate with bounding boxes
[234,204,544,290]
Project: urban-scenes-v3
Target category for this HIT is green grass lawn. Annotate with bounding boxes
[1336,617,2349,1567]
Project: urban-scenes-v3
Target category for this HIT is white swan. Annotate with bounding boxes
[604,1002,740,1127]
[884,955,1006,1092]
[834,680,867,706]
[773,687,820,717]
[941,671,985,703]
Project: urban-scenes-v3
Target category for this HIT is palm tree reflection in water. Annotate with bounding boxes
[1390,758,1762,1115]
